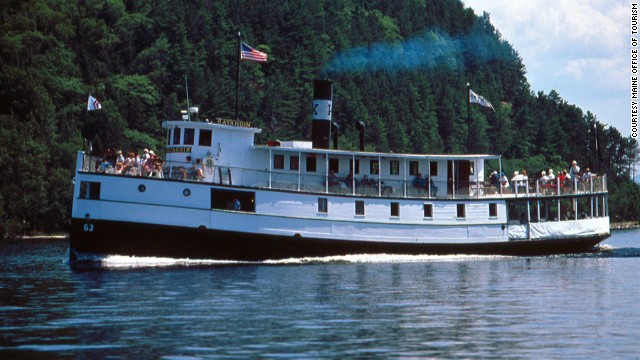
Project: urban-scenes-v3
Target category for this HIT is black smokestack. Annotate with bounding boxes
[355,120,365,151]
[312,79,333,149]
[332,122,339,149]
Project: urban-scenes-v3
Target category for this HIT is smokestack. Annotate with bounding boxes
[355,121,365,151]
[332,122,339,149]
[312,79,333,149]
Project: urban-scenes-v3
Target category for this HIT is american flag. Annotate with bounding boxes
[240,43,268,62]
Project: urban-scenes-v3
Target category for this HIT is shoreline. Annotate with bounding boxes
[13,221,640,239]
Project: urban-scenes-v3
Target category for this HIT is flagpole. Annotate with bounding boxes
[235,31,241,121]
[467,83,471,154]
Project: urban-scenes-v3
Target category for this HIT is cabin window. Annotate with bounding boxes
[172,128,182,145]
[457,204,466,218]
[390,202,400,217]
[167,130,171,145]
[199,129,212,146]
[318,198,328,213]
[329,158,339,173]
[211,189,255,212]
[390,160,399,175]
[273,154,285,169]
[306,156,317,172]
[409,161,419,176]
[290,156,299,171]
[355,200,365,216]
[430,161,438,176]
[423,203,433,218]
[370,160,379,175]
[350,159,360,174]
[489,203,497,218]
[79,181,101,200]
[184,128,195,145]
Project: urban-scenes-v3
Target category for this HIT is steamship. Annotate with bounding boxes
[70,80,610,264]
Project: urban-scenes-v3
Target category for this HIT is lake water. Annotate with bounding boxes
[1,231,639,359]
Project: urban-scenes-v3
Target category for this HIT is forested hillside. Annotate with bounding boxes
[1,0,638,236]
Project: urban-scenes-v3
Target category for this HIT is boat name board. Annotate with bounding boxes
[215,118,252,128]
[167,146,193,153]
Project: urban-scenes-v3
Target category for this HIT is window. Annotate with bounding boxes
[489,203,497,217]
[172,128,182,145]
[409,161,419,176]
[391,202,400,217]
[79,181,101,200]
[423,203,433,218]
[370,160,379,175]
[290,156,299,171]
[167,130,171,145]
[469,161,475,175]
[329,158,339,173]
[211,189,255,212]
[355,200,365,215]
[457,204,466,218]
[390,160,399,175]
[306,156,317,172]
[273,154,285,169]
[184,128,195,145]
[318,198,328,213]
[430,161,438,176]
[199,129,212,146]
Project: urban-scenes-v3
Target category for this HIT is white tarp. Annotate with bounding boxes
[508,217,609,240]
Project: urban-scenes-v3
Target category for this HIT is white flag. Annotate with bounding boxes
[469,88,494,111]
[87,95,102,111]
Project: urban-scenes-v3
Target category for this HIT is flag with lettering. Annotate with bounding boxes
[240,43,268,62]
[469,88,495,111]
[87,95,102,111]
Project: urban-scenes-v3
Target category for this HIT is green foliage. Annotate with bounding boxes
[0,0,639,236]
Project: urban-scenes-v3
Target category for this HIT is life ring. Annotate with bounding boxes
[204,153,215,175]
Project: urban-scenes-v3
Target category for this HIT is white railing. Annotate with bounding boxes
[81,153,607,200]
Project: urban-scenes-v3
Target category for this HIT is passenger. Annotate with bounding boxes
[115,150,125,174]
[194,158,205,181]
[540,171,549,185]
[569,160,581,188]
[413,173,426,188]
[153,158,164,178]
[328,170,340,186]
[511,171,523,191]
[500,172,510,192]
[141,148,150,162]
[489,171,499,189]
[428,175,438,197]
[345,170,354,189]
[232,198,241,211]
[547,169,556,181]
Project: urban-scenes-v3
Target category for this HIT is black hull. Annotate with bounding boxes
[69,218,610,266]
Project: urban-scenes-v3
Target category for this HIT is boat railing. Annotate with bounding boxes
[80,153,607,199]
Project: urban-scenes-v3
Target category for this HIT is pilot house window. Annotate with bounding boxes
[199,129,212,146]
[184,128,195,145]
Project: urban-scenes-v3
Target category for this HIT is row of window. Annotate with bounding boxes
[318,198,498,219]
[169,128,213,147]
[274,154,441,176]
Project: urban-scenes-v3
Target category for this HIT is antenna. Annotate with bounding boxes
[185,75,190,121]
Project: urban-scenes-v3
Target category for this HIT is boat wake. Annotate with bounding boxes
[68,250,513,269]
[590,244,640,258]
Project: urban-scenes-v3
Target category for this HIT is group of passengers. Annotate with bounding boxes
[97,148,164,178]
[412,173,438,197]
[338,170,393,194]
[174,155,206,182]
[489,160,596,194]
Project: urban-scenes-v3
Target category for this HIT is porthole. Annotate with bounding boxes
[183,188,191,197]
[138,184,146,192]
